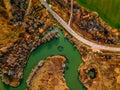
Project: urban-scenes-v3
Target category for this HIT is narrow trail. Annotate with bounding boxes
[68,0,73,26]
[25,0,32,16]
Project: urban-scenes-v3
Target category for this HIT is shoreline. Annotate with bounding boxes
[26,55,69,90]
[0,0,60,87]
[0,0,120,90]
[64,26,120,90]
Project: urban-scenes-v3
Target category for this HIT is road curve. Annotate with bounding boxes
[39,0,120,52]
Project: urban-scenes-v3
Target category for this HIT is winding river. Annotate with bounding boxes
[0,27,86,90]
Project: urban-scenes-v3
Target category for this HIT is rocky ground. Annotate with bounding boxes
[27,55,69,90]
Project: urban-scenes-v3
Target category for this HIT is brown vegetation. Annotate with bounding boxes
[0,0,59,87]
[27,56,69,90]
[47,0,120,46]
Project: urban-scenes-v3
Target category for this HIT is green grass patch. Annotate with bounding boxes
[78,0,120,28]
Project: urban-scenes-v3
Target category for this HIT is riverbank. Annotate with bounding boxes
[0,27,86,90]
[65,27,120,90]
[0,0,60,87]
[27,55,69,90]
[0,0,86,89]
[1,30,59,87]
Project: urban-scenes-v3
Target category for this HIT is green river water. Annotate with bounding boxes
[0,27,86,90]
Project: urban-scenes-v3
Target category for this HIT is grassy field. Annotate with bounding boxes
[78,0,120,28]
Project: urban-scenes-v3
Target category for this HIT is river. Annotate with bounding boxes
[0,27,86,90]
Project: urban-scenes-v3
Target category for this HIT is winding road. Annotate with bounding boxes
[39,0,120,52]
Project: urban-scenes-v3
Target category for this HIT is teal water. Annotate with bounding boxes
[0,27,86,90]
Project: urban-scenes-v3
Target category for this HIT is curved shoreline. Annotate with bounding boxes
[26,55,69,90]
[26,60,44,87]
[0,30,59,87]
